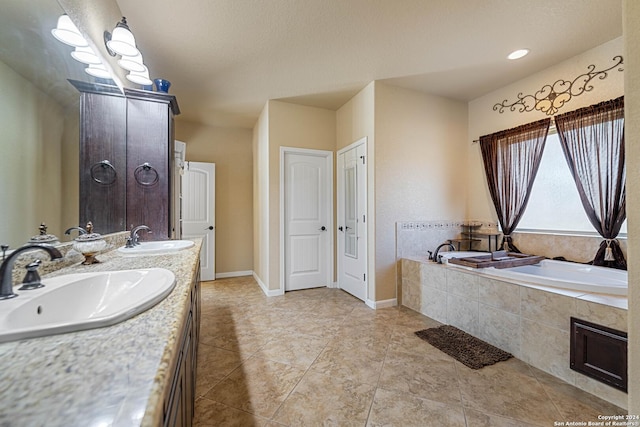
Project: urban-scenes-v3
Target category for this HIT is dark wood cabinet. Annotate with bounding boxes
[163,264,200,427]
[71,80,180,239]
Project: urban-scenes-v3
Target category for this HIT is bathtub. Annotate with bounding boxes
[439,251,628,296]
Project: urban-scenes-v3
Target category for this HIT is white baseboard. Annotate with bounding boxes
[366,298,397,309]
[253,272,285,297]
[216,270,253,279]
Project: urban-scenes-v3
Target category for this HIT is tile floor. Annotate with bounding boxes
[194,276,624,426]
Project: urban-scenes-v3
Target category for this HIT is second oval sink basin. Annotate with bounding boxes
[117,240,195,255]
[0,268,176,343]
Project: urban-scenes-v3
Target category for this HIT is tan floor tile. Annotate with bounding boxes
[308,338,387,385]
[463,408,543,427]
[204,356,306,419]
[456,358,564,426]
[195,276,621,426]
[531,367,625,421]
[378,348,462,406]
[367,387,466,427]
[200,327,272,355]
[194,397,269,427]
[254,331,329,369]
[195,343,248,398]
[273,370,376,426]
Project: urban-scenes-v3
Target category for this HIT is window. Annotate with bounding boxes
[518,130,627,235]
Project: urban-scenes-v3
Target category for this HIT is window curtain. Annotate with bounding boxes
[479,118,551,252]
[554,96,626,270]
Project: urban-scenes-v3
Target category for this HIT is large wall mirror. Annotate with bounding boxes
[0,0,121,248]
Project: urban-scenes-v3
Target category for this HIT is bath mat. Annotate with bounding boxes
[414,325,513,369]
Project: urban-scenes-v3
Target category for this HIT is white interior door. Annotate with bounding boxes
[182,161,216,281]
[337,139,367,301]
[283,150,332,291]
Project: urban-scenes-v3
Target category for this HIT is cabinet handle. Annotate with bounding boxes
[90,160,117,185]
[134,162,159,186]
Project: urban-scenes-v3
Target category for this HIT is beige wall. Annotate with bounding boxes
[176,120,253,275]
[336,83,376,299]
[374,83,468,301]
[467,37,624,222]
[624,0,640,414]
[0,60,66,247]
[253,104,270,285]
[266,100,336,290]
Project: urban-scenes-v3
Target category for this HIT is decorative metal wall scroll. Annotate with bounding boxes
[493,56,623,116]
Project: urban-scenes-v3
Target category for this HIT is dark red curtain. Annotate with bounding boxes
[480,119,551,252]
[554,97,626,269]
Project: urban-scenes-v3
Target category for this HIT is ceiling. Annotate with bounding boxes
[115,0,623,129]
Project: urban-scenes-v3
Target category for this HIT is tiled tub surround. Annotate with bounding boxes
[0,236,202,426]
[401,256,628,409]
[395,220,628,264]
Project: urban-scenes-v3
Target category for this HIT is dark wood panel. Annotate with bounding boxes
[79,92,127,234]
[126,98,172,239]
[570,317,627,392]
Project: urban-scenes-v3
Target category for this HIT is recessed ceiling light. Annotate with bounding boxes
[507,49,530,60]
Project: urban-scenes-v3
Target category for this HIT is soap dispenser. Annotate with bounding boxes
[28,223,60,246]
[71,222,107,265]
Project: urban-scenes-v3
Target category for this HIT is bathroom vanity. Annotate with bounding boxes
[0,236,201,426]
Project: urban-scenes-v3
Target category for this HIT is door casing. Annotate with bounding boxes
[337,137,368,302]
[280,147,334,294]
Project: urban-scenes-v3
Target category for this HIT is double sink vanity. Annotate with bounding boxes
[0,233,202,426]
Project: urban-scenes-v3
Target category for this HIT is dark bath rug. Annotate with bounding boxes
[415,325,513,369]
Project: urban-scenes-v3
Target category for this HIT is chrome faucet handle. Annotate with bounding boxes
[0,244,63,300]
[19,260,44,290]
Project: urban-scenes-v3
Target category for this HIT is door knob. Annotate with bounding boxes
[206,226,214,230]
[319,226,327,231]
[338,226,343,232]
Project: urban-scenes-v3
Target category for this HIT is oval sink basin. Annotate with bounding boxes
[117,240,195,255]
[0,268,176,343]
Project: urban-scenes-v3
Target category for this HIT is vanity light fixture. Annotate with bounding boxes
[85,63,112,79]
[70,45,102,65]
[105,17,140,57]
[118,52,146,73]
[51,14,88,47]
[507,49,530,60]
[126,68,153,86]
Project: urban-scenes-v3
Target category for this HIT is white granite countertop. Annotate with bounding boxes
[0,236,202,427]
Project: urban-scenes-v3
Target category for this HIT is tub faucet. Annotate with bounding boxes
[429,242,456,264]
[0,244,63,300]
[128,225,152,247]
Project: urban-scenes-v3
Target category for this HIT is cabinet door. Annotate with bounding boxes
[126,98,172,239]
[79,93,126,233]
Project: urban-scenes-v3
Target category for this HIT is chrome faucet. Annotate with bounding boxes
[64,226,87,236]
[0,244,63,300]
[429,242,456,264]
[127,225,152,247]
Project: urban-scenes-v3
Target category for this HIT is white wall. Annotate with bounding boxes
[624,0,640,414]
